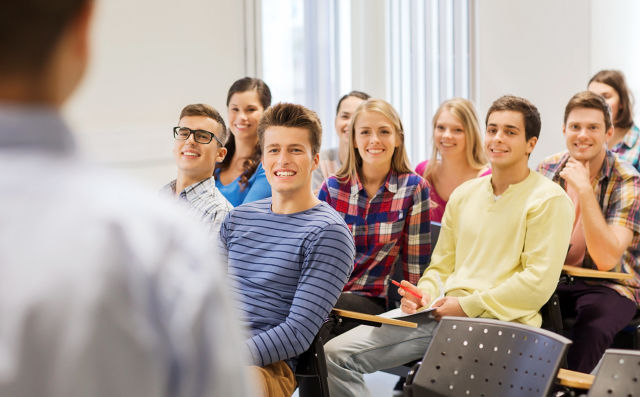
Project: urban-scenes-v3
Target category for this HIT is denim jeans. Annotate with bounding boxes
[324,310,438,397]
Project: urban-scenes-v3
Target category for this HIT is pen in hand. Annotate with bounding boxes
[391,280,423,299]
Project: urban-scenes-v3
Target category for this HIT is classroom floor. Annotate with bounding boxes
[292,371,399,397]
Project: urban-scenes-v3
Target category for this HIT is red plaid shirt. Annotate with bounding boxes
[318,170,431,298]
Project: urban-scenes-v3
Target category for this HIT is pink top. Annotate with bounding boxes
[415,160,491,223]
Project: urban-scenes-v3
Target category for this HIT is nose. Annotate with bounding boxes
[577,127,589,138]
[443,128,453,138]
[277,150,291,165]
[185,132,197,143]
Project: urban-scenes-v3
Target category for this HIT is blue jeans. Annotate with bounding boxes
[324,311,438,397]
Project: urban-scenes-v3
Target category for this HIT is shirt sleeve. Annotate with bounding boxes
[245,223,355,366]
[401,180,431,285]
[458,194,574,321]
[241,164,272,205]
[604,173,640,235]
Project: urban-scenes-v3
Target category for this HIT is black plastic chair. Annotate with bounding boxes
[587,348,640,396]
[403,316,572,397]
[295,316,338,397]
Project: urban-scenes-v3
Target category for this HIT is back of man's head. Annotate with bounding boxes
[486,95,541,141]
[564,91,613,131]
[1,1,88,75]
[0,0,91,103]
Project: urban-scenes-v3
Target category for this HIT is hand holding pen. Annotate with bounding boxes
[394,280,430,314]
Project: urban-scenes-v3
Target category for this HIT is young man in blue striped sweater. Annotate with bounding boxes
[220,102,356,397]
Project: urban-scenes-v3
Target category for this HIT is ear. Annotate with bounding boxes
[310,152,320,172]
[215,146,228,164]
[562,123,567,137]
[605,125,614,141]
[525,136,538,155]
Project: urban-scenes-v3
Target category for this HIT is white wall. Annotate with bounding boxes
[590,0,640,120]
[475,0,591,167]
[64,0,250,188]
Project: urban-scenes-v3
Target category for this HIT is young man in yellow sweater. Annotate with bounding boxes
[324,95,575,397]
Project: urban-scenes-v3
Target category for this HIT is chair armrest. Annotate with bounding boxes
[331,308,418,328]
[556,368,594,390]
[562,265,633,280]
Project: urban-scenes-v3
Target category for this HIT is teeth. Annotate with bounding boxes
[440,142,455,147]
[491,149,507,153]
[276,171,295,176]
[183,151,199,157]
[368,149,383,154]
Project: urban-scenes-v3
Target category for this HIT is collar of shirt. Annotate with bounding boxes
[350,169,398,197]
[0,103,75,154]
[616,124,640,151]
[161,176,217,202]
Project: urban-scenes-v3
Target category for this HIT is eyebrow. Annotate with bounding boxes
[487,123,520,130]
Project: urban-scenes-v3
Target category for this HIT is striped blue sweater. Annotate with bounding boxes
[220,198,355,368]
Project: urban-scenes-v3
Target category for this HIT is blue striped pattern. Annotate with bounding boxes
[220,199,355,368]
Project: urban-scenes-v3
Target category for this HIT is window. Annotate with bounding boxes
[260,0,472,162]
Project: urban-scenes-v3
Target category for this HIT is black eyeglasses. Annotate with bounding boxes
[173,126,223,145]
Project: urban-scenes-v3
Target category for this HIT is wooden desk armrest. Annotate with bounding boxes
[331,309,418,328]
[556,368,594,389]
[562,265,633,280]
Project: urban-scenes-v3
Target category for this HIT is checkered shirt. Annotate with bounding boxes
[318,170,430,298]
[537,150,640,305]
[161,176,232,237]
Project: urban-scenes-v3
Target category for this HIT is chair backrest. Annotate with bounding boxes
[430,221,441,248]
[406,316,571,397]
[588,348,640,396]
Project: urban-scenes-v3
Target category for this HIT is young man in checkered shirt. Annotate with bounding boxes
[537,91,640,373]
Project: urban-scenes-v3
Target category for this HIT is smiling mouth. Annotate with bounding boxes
[367,148,384,154]
[275,170,296,176]
[489,148,508,154]
[182,151,200,157]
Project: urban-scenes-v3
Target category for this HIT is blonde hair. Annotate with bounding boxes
[423,98,487,182]
[336,99,413,180]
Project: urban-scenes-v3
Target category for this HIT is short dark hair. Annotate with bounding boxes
[0,0,88,76]
[179,104,228,145]
[335,90,371,114]
[486,95,541,141]
[589,69,634,129]
[564,91,612,131]
[257,103,322,156]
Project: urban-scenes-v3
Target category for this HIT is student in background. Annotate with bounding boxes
[415,98,490,223]
[160,104,232,236]
[588,69,640,172]
[220,103,355,397]
[537,91,640,373]
[0,1,253,396]
[323,95,574,397]
[311,90,371,193]
[215,77,272,206]
[318,99,430,326]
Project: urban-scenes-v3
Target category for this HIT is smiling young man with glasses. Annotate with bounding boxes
[161,103,232,236]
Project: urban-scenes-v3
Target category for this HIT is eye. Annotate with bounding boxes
[267,148,279,153]
[455,128,464,133]
[358,129,369,135]
[487,128,497,134]
[381,129,391,134]
[436,125,445,131]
